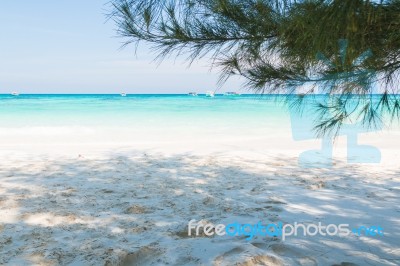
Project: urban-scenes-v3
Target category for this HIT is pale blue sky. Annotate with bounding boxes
[0,0,241,93]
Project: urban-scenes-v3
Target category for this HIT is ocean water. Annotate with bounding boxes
[0,94,288,127]
[0,94,292,150]
[0,94,398,155]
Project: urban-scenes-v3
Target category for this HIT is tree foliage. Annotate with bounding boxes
[110,0,400,136]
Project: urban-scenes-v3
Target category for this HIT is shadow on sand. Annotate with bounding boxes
[0,151,399,265]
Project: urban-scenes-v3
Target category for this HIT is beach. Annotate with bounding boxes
[0,95,399,265]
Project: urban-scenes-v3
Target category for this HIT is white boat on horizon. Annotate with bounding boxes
[188,92,198,96]
[120,93,127,97]
[205,91,215,97]
[11,92,19,96]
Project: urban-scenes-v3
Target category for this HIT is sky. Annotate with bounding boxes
[0,0,241,94]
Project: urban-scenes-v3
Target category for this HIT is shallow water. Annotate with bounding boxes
[0,94,287,127]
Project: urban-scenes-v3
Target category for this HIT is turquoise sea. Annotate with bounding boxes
[0,93,398,160]
[0,94,296,151]
[1,94,396,151]
[0,94,288,128]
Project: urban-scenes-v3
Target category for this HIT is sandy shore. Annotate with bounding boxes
[0,146,399,265]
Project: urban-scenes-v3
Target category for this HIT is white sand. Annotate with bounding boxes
[0,129,399,265]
